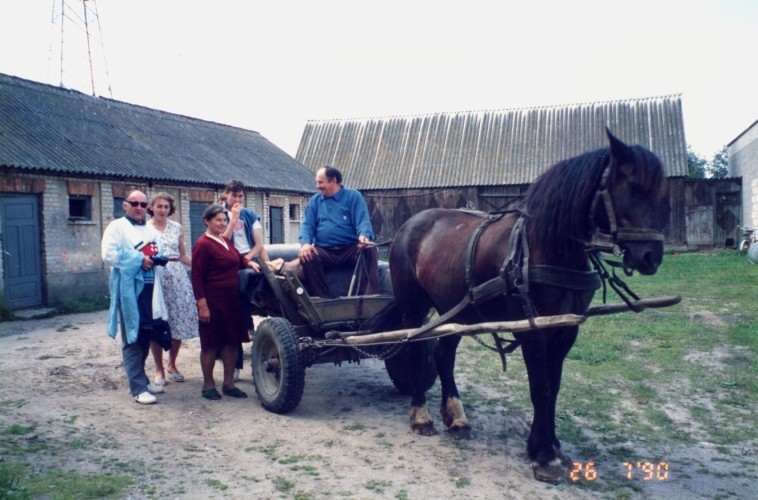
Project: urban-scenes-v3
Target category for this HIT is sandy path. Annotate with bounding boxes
[0,311,683,499]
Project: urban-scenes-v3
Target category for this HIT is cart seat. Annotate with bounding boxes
[264,244,393,298]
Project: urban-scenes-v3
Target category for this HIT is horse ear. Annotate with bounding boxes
[606,127,633,162]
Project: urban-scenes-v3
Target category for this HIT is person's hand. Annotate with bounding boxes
[141,256,155,271]
[230,202,243,220]
[358,235,370,249]
[197,300,210,323]
[248,261,261,272]
[299,243,318,263]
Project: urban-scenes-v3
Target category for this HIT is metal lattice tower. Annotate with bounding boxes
[47,0,113,97]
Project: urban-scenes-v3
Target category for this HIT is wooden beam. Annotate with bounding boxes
[343,314,586,345]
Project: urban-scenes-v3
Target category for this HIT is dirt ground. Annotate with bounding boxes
[0,311,742,499]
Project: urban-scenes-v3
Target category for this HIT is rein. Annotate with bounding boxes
[406,158,667,369]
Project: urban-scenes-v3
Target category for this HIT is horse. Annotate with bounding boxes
[374,130,669,483]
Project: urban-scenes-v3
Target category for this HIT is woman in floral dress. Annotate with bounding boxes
[147,193,199,385]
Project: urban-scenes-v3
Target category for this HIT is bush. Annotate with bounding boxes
[52,296,111,315]
[0,302,15,322]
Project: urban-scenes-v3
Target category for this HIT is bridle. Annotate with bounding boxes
[585,159,665,256]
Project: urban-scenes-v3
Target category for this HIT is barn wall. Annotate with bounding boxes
[362,185,530,248]
[728,121,758,229]
[361,179,697,250]
[684,178,742,248]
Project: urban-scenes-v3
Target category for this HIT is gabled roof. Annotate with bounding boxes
[296,95,688,190]
[0,73,315,193]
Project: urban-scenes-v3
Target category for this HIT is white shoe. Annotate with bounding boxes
[233,368,240,382]
[147,384,164,394]
[134,392,157,405]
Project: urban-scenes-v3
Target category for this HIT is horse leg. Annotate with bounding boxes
[393,290,436,436]
[546,326,579,466]
[520,332,564,483]
[407,340,436,436]
[436,335,472,439]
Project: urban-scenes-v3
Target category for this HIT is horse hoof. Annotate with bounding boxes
[532,459,564,484]
[448,426,472,440]
[412,423,436,436]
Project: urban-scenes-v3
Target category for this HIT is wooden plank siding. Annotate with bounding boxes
[360,178,736,249]
[684,178,742,248]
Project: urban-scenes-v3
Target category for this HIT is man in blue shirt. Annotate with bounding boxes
[299,166,379,298]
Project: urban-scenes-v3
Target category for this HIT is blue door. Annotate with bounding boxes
[189,202,207,248]
[270,206,284,244]
[1,195,43,309]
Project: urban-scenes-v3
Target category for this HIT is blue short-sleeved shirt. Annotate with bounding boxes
[298,187,374,248]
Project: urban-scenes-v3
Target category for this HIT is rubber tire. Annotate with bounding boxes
[384,339,438,395]
[252,318,305,414]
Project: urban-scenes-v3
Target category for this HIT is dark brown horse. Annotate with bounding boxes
[376,130,668,483]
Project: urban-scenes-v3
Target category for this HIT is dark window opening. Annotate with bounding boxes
[289,204,299,220]
[113,197,125,219]
[69,195,91,220]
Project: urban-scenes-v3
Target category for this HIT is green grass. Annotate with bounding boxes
[0,461,131,500]
[51,296,111,316]
[455,252,758,494]
[1,296,110,323]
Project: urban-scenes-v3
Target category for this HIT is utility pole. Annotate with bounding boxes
[48,0,113,98]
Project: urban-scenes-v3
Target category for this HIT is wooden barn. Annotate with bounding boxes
[296,95,697,249]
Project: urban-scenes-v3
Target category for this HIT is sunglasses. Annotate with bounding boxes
[126,201,148,208]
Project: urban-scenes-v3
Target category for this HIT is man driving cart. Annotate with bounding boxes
[298,165,379,298]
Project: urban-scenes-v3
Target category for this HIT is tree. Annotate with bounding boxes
[687,145,706,179]
[707,146,728,179]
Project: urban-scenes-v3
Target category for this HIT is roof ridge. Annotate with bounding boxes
[304,93,684,124]
[0,72,262,137]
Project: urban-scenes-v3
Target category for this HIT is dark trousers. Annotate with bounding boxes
[118,283,153,396]
[302,244,379,298]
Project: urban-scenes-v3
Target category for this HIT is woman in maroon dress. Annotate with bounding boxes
[191,204,260,400]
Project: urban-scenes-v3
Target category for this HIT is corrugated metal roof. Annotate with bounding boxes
[0,73,315,192]
[296,95,688,190]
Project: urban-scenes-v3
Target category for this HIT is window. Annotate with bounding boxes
[68,195,91,220]
[289,203,300,221]
[113,197,125,219]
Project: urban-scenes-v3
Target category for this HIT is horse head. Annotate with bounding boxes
[599,129,669,275]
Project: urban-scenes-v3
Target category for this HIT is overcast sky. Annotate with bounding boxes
[1,0,756,161]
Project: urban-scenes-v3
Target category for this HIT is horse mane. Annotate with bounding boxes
[525,144,665,268]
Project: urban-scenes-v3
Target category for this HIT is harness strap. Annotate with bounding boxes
[465,213,504,290]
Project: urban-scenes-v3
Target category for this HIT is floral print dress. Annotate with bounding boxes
[157,219,199,340]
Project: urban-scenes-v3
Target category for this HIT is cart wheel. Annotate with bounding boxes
[252,318,305,414]
[385,339,438,395]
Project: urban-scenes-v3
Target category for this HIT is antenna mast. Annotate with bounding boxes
[48,0,113,98]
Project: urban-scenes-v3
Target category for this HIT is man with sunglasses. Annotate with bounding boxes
[102,190,170,405]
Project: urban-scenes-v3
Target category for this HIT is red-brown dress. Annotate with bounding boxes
[191,234,251,350]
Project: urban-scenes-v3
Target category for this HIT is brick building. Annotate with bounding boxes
[728,119,758,229]
[0,73,314,310]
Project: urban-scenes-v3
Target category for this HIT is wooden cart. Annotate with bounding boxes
[246,245,680,414]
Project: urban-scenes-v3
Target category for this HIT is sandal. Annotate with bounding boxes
[167,371,185,382]
[201,388,222,400]
[154,377,167,387]
[222,387,248,398]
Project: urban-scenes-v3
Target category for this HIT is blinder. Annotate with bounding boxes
[587,159,665,255]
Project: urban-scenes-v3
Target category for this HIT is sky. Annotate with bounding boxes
[1,0,756,161]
